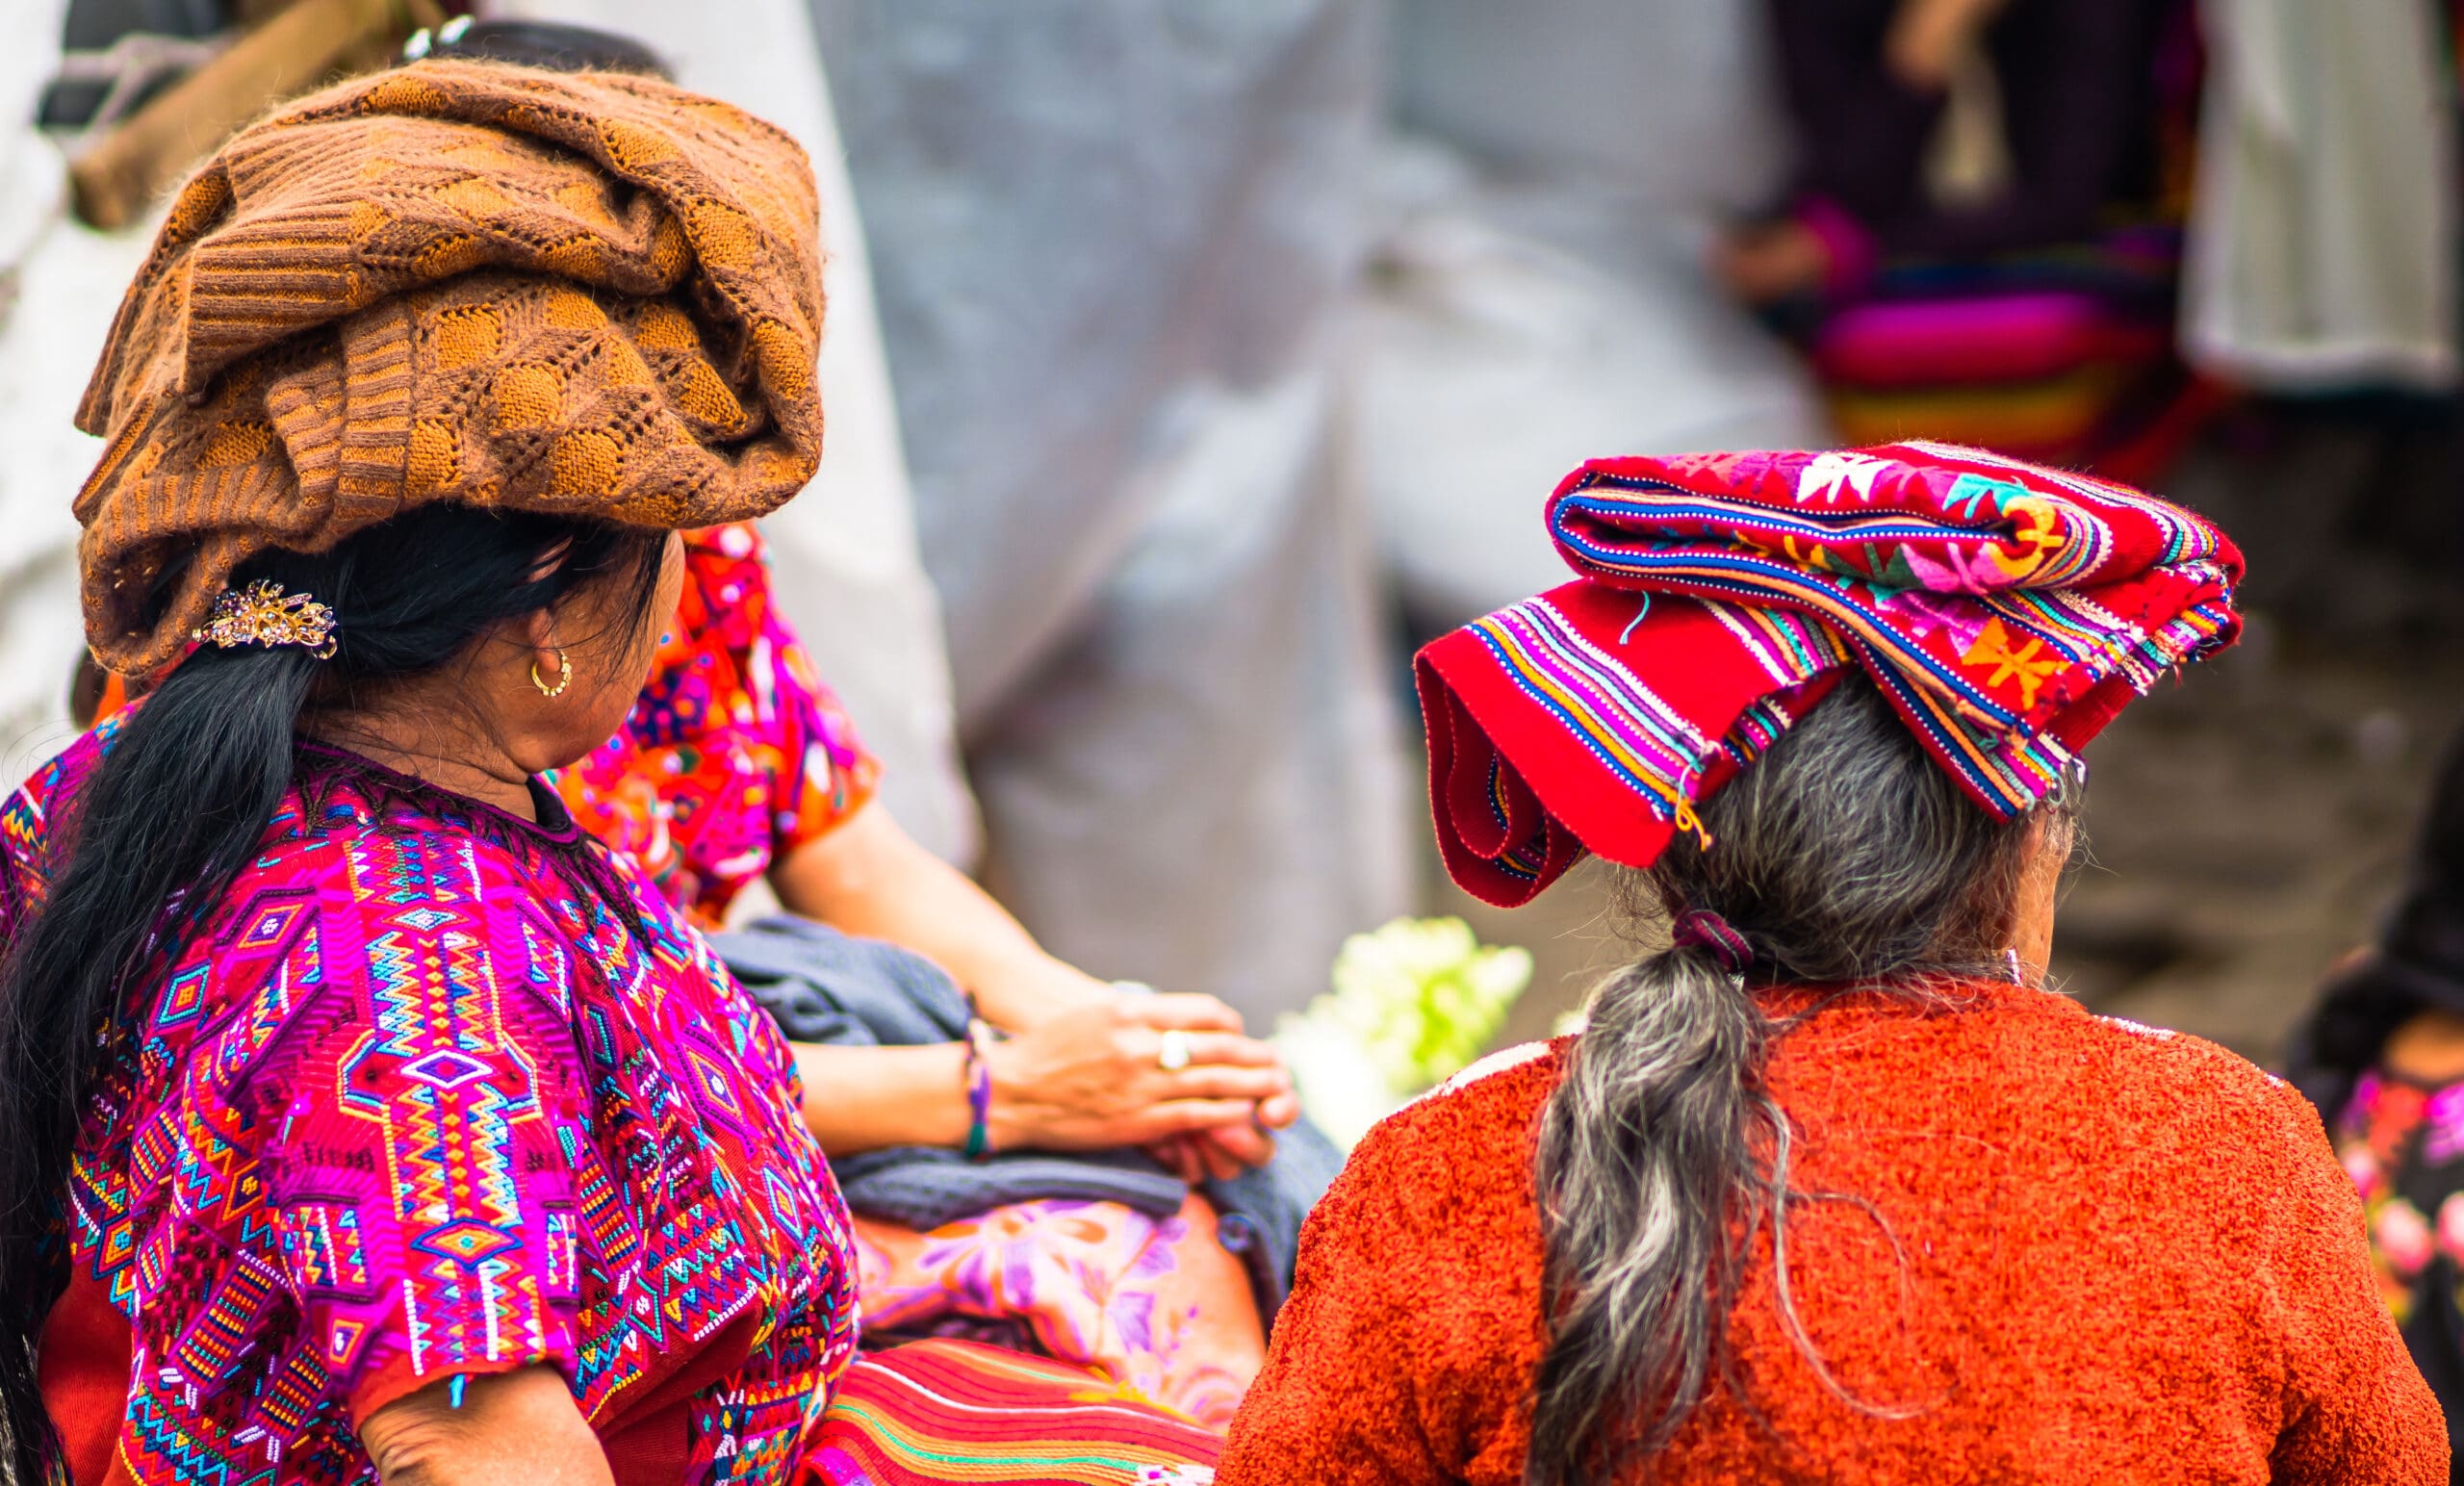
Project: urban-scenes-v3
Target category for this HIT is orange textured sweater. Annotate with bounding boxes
[1217,984,2445,1484]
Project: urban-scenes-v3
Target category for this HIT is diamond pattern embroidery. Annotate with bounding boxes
[15,723,857,1486]
[415,1219,519,1265]
[400,1050,492,1089]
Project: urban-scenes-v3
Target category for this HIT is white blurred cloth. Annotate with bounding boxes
[810,0,1414,1020]
[487,0,982,863]
[1352,140,1832,626]
[1367,0,1831,627]
[2182,0,2459,392]
[0,0,137,793]
[1391,0,1793,213]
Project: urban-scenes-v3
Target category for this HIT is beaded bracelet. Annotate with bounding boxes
[962,1014,995,1162]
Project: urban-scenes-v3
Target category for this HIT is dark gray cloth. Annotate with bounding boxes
[1195,1103,1342,1319]
[711,914,1340,1319]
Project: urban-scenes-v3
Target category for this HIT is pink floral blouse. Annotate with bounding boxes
[556,523,879,931]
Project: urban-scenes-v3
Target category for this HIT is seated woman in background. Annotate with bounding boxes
[431,28,1301,1424]
[1715,0,2173,302]
[556,516,1296,1425]
[1217,445,2441,1483]
[0,61,1220,1486]
[2285,727,2464,1468]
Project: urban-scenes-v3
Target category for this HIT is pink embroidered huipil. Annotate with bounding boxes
[2,723,860,1486]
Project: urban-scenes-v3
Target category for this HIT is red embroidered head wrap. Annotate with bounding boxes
[1417,441,2244,907]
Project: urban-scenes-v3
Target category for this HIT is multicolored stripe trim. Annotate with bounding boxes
[1551,495,2233,736]
[1857,651,2074,818]
[1484,760,1547,885]
[1465,596,1847,837]
[1550,516,2105,731]
[801,1339,1221,1485]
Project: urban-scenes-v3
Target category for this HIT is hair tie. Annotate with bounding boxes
[1670,909,1753,975]
[192,579,339,660]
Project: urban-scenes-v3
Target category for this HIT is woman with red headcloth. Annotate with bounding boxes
[1216,444,2441,1483]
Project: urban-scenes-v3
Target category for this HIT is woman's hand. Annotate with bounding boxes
[790,990,1302,1166]
[1711,219,1831,304]
[1885,0,2009,91]
[774,803,1305,1173]
[987,993,1295,1156]
[360,1367,611,1486]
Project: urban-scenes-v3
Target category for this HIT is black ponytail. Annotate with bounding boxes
[0,503,663,1485]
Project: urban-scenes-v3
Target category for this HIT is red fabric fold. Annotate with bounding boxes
[1418,443,2241,906]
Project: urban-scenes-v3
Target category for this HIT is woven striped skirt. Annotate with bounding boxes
[800,1340,1222,1485]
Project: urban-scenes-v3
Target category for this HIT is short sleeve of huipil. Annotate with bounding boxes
[558,524,879,928]
[2,722,112,948]
[0,771,47,949]
[242,830,600,1425]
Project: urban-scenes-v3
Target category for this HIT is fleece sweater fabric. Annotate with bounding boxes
[1217,982,2445,1484]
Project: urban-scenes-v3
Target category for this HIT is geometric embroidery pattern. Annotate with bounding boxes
[6,730,859,1484]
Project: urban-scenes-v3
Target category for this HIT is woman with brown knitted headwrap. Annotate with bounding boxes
[0,61,1221,1486]
[67,21,1306,1427]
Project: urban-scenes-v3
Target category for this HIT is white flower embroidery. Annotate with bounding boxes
[1795,450,1896,506]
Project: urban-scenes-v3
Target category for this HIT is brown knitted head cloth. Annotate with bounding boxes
[74,60,827,674]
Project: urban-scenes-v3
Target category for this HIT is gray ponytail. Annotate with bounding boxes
[1526,675,2073,1483]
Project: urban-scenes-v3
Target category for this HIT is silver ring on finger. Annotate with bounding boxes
[1157,1029,1193,1072]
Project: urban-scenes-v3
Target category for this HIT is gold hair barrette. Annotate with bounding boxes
[193,579,340,659]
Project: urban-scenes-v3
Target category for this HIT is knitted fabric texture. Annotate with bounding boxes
[1216,995,2446,1483]
[74,60,827,674]
[1417,441,2242,905]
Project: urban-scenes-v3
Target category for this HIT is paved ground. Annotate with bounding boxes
[1421,405,2464,1067]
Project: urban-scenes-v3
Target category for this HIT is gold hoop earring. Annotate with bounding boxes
[531,650,573,699]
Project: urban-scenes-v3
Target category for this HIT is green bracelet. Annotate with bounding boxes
[962,1016,994,1162]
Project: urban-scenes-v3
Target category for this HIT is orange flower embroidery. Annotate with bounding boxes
[1961,618,2065,711]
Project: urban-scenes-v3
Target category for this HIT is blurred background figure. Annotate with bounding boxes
[2287,725,2464,1467]
[1357,0,1829,626]
[1722,0,2208,484]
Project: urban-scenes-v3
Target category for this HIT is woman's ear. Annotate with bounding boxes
[520,605,568,697]
[521,603,558,655]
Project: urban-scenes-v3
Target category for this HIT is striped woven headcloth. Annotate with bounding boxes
[1417,441,2243,906]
